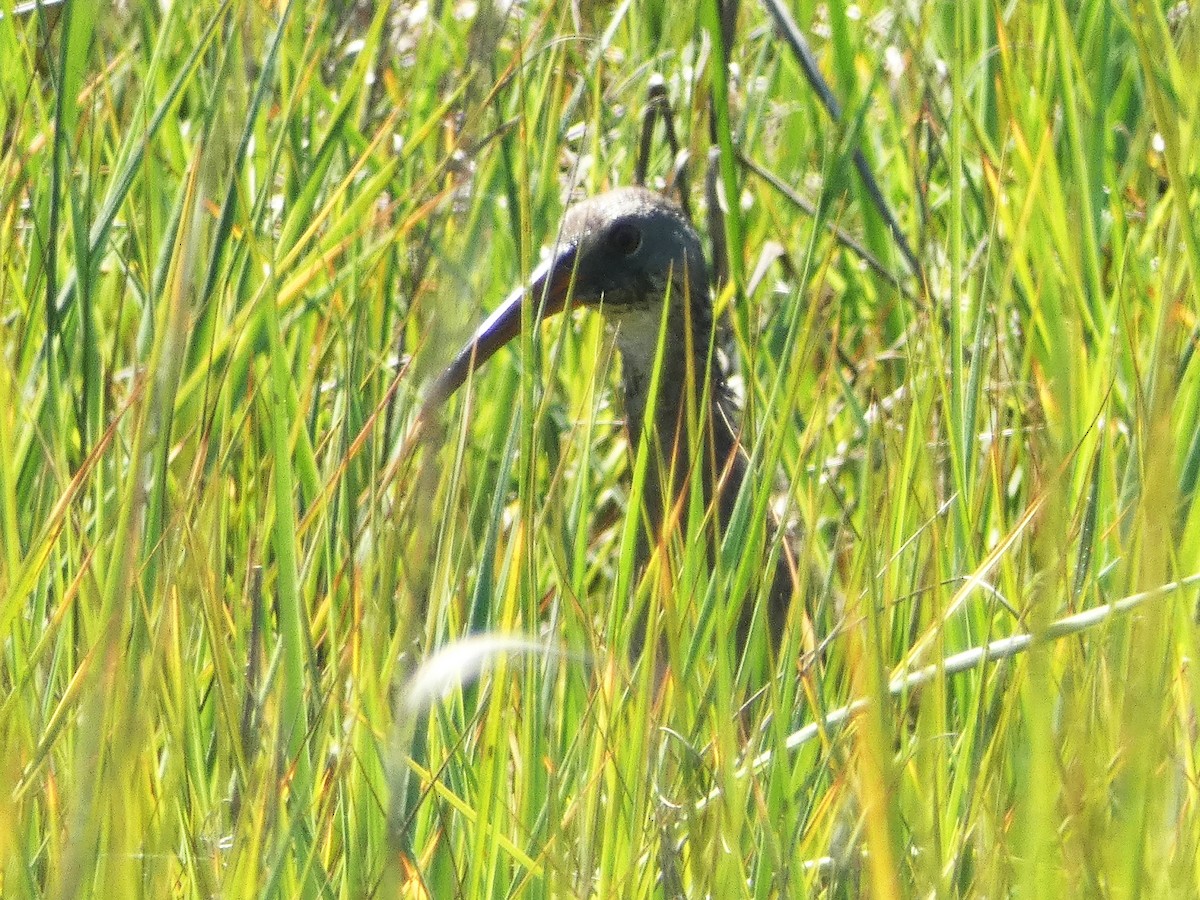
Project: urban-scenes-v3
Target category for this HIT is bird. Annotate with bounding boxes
[421,186,795,658]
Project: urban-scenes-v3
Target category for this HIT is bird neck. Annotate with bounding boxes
[610,295,743,536]
[610,290,795,656]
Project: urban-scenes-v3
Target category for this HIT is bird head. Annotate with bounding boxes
[422,186,710,415]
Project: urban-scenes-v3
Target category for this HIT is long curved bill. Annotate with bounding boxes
[420,243,580,418]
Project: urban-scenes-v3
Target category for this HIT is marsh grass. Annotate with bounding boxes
[2,0,1198,896]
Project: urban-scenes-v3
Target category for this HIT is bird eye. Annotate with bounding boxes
[608,221,642,256]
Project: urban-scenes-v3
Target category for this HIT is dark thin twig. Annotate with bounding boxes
[705,147,730,289]
[738,151,912,301]
[635,75,694,222]
[0,0,68,19]
[759,0,924,287]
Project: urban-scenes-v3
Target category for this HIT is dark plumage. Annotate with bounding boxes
[424,187,794,655]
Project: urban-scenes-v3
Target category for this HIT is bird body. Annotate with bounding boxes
[425,187,793,655]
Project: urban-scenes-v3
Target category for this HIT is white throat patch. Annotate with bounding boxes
[607,303,675,385]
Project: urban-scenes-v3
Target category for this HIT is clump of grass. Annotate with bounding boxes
[1,0,1197,896]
